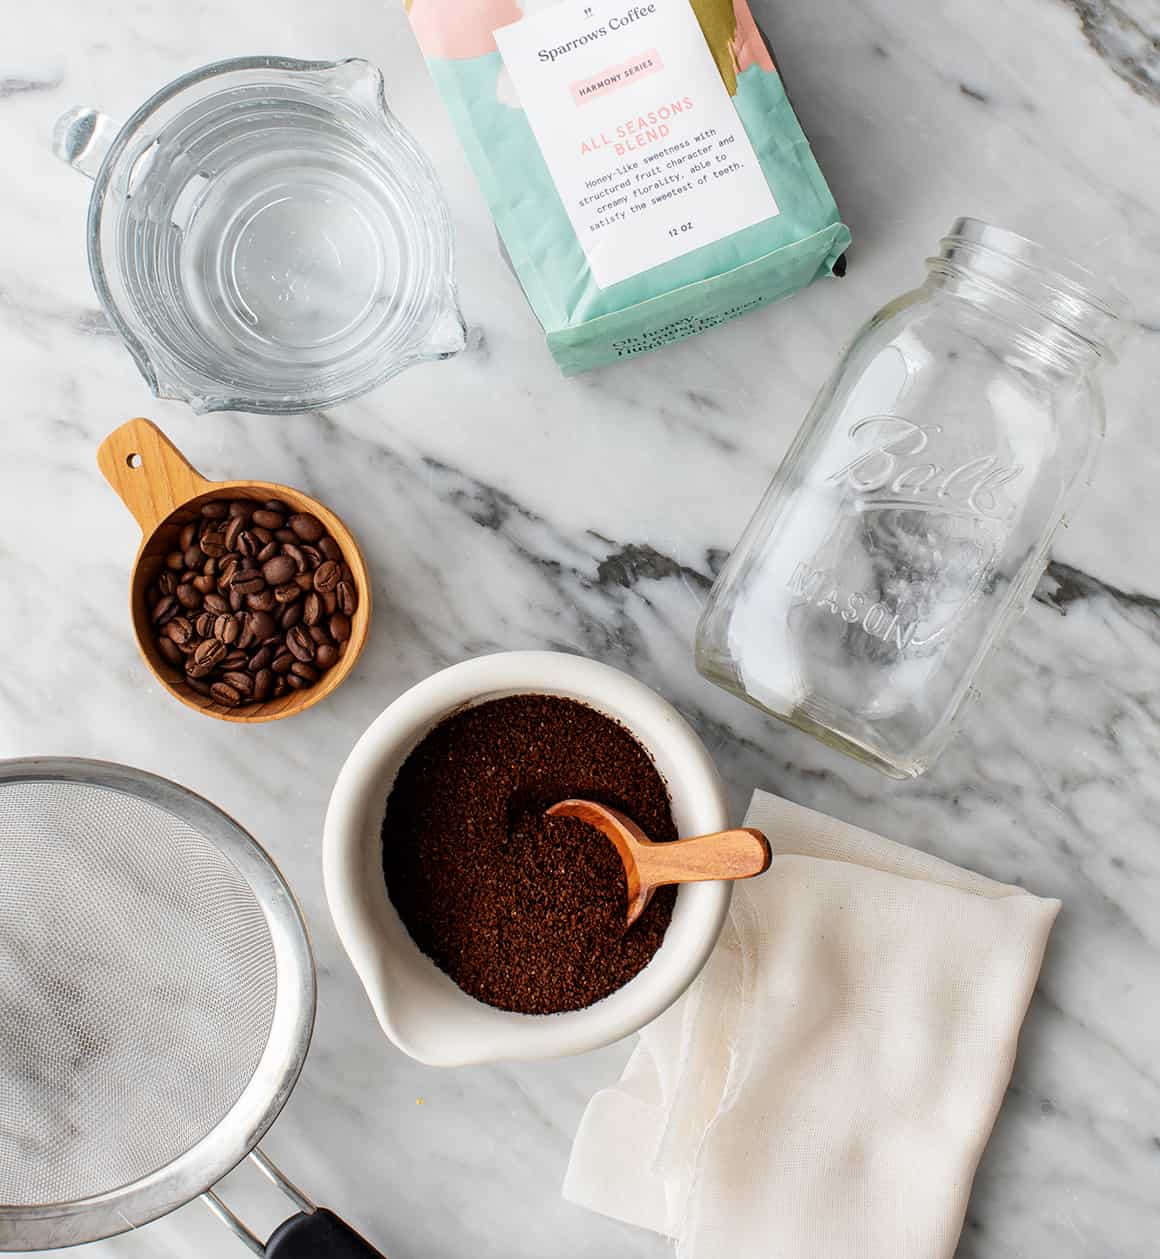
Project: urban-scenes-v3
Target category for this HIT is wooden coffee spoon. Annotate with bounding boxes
[547,799,772,928]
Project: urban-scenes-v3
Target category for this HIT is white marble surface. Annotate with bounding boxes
[2,0,1158,1256]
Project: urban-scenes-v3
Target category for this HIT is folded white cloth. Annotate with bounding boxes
[564,789,1060,1259]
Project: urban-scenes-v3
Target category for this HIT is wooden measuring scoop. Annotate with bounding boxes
[547,799,772,928]
[97,417,371,723]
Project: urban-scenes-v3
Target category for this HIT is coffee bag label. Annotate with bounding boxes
[495,0,779,289]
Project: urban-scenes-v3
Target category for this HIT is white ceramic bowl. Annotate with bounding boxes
[323,651,730,1066]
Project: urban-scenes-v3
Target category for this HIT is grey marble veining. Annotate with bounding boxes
[1,0,1158,1255]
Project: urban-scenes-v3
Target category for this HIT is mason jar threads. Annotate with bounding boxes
[696,219,1129,778]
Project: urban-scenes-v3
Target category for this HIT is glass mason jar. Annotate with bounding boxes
[696,219,1128,778]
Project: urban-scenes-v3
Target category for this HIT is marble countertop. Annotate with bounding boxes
[2,0,1158,1255]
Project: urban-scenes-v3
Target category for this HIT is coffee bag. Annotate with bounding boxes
[406,0,850,372]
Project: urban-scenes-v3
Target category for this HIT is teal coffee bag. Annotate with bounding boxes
[406,0,850,372]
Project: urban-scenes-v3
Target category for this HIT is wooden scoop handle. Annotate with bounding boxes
[97,417,213,535]
[634,827,772,887]
[548,799,772,928]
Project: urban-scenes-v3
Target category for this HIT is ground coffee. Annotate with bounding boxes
[382,694,678,1014]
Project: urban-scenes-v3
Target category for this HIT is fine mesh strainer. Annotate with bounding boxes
[0,758,383,1257]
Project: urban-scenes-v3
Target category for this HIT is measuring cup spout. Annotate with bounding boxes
[420,301,468,361]
[52,107,120,180]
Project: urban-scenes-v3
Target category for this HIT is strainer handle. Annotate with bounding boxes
[265,1207,385,1258]
[203,1150,387,1258]
[97,417,214,535]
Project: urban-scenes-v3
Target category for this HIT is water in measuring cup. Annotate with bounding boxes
[182,148,403,358]
[116,87,422,392]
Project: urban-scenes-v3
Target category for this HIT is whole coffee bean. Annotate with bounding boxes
[165,616,194,646]
[147,486,351,712]
[224,515,246,550]
[158,637,184,667]
[314,561,340,593]
[289,513,325,543]
[200,530,227,558]
[262,554,297,586]
[210,681,242,707]
[286,626,315,662]
[336,581,357,616]
[152,595,179,625]
[230,571,265,595]
[193,638,227,670]
[247,589,277,613]
[248,610,277,640]
[221,670,254,697]
[214,613,239,645]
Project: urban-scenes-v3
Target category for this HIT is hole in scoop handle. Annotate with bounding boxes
[96,417,213,535]
[639,828,773,888]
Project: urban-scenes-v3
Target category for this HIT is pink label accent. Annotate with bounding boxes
[570,49,664,105]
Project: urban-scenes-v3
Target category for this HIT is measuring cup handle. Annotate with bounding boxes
[52,107,120,180]
[97,417,213,535]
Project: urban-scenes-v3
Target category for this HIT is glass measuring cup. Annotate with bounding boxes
[54,56,466,415]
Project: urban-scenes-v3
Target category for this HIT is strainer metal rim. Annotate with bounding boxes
[0,758,317,1252]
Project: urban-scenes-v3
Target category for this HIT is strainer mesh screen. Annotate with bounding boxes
[0,781,278,1206]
